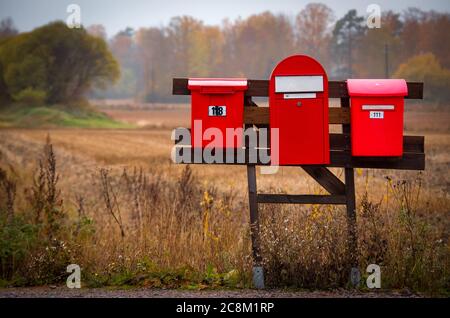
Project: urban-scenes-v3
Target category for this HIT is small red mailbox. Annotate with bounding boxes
[188,78,247,148]
[347,79,408,157]
[269,55,330,165]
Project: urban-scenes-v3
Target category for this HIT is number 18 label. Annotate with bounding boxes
[208,105,226,116]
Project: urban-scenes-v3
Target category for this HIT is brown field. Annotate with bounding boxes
[0,106,449,294]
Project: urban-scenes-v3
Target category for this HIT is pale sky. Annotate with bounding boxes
[1,0,449,37]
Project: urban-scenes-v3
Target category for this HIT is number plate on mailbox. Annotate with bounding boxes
[369,111,384,119]
[208,105,226,116]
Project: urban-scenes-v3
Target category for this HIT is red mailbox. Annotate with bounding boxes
[347,79,408,157]
[269,55,330,165]
[188,78,248,148]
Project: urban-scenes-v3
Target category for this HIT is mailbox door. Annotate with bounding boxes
[272,95,326,164]
[191,92,243,148]
[189,78,247,149]
[351,97,404,156]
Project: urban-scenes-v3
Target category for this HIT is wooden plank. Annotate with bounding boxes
[173,78,424,99]
[302,166,346,195]
[244,107,350,125]
[328,151,425,170]
[329,134,424,153]
[257,194,347,204]
[329,107,350,125]
[244,107,268,125]
[173,128,425,153]
[173,146,425,170]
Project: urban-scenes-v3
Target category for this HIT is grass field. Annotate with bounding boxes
[0,104,134,129]
[0,105,448,294]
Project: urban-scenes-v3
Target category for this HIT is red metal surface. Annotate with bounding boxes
[269,55,330,165]
[347,79,408,96]
[188,78,247,149]
[347,79,408,157]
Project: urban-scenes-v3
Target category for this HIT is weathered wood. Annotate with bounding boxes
[345,167,358,269]
[328,151,425,170]
[243,107,350,125]
[257,194,347,205]
[341,96,358,283]
[302,166,346,195]
[173,128,424,153]
[173,78,424,99]
[247,165,261,263]
[247,165,264,288]
[173,146,425,170]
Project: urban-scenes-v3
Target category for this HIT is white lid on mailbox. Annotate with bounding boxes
[188,78,247,89]
[347,79,408,97]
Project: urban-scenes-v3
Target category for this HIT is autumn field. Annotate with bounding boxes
[0,105,449,295]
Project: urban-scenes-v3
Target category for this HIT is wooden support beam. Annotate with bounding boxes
[301,166,346,195]
[246,165,264,289]
[173,78,424,99]
[257,194,347,205]
[345,167,358,268]
[341,96,359,285]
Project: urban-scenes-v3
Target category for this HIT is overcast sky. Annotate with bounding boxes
[1,0,449,37]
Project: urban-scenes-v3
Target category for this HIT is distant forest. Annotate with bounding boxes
[2,4,450,103]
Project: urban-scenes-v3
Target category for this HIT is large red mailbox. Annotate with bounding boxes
[269,55,330,165]
[347,79,408,157]
[188,78,248,148]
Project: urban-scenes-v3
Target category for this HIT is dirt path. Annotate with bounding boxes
[0,286,420,298]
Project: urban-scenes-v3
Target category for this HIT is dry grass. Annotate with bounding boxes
[0,107,448,293]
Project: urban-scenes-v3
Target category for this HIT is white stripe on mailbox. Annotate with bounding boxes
[362,105,395,110]
[275,76,324,93]
[283,93,317,99]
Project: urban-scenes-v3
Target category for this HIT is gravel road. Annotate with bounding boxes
[0,286,421,298]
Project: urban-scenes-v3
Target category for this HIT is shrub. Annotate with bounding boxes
[0,215,38,282]
[12,87,47,105]
[393,53,450,104]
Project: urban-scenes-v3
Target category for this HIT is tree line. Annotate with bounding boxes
[1,4,449,104]
[97,5,450,103]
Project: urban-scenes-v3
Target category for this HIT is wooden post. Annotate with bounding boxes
[246,164,264,289]
[341,97,359,285]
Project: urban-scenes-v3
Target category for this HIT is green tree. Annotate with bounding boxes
[394,53,450,103]
[0,21,119,104]
[331,9,365,78]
